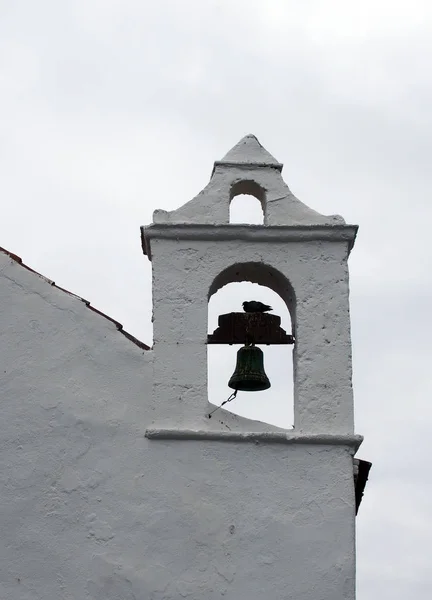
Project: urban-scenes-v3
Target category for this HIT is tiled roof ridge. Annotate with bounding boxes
[0,246,151,351]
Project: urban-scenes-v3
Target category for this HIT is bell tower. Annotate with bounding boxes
[142,135,365,599]
[142,134,358,435]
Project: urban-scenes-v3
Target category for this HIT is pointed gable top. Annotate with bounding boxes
[145,134,352,232]
[215,134,283,171]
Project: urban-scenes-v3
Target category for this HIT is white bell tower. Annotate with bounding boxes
[143,134,358,435]
[142,135,365,599]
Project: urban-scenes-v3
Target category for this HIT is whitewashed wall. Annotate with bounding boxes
[0,249,358,600]
[150,236,355,434]
[0,135,361,599]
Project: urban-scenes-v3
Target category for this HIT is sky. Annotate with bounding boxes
[1,0,432,597]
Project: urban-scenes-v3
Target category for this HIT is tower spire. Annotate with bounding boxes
[216,134,283,170]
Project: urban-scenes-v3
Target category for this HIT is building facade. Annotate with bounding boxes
[0,135,365,599]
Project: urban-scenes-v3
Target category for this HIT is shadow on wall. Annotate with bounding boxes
[208,280,294,429]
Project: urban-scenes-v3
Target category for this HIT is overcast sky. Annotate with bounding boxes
[1,1,432,597]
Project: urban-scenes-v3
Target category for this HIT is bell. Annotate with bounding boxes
[228,344,271,392]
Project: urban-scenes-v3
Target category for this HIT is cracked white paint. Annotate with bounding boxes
[1,135,360,599]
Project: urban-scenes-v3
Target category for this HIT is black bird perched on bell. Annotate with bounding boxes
[243,301,272,313]
[228,343,271,392]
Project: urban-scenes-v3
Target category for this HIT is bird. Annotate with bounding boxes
[242,301,273,313]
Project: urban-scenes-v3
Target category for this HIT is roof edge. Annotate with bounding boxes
[0,246,151,351]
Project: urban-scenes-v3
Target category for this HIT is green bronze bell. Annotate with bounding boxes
[228,344,271,392]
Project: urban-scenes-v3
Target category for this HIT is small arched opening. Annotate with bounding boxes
[208,263,295,429]
[229,181,265,225]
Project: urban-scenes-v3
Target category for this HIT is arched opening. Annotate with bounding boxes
[208,263,295,429]
[229,181,265,225]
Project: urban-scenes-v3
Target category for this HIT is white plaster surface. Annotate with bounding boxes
[146,136,357,435]
[149,237,355,434]
[0,252,357,600]
[153,135,346,226]
[142,136,358,598]
[217,133,283,167]
[0,136,360,599]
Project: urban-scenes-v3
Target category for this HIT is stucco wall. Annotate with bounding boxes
[150,236,354,434]
[152,134,345,227]
[1,252,357,599]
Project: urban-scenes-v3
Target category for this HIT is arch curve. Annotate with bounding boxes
[230,180,266,204]
[208,262,296,325]
[229,181,266,225]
